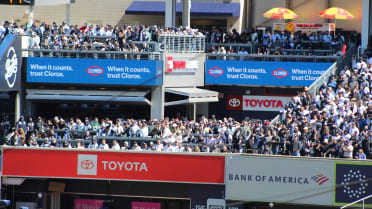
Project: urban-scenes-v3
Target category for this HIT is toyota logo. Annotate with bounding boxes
[229,98,241,107]
[80,160,94,169]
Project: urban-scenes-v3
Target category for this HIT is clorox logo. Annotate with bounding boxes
[272,68,289,78]
[86,66,104,76]
[208,67,224,77]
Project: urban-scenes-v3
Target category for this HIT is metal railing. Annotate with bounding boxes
[24,49,162,60]
[158,34,205,53]
[307,62,337,98]
[206,53,339,63]
[336,43,356,74]
[340,194,372,209]
[207,43,254,54]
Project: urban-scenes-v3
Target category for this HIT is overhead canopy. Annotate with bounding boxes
[125,1,240,17]
[165,88,219,106]
[26,89,151,105]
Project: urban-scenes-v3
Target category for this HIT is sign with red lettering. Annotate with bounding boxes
[74,199,103,209]
[273,23,335,33]
[226,95,292,111]
[1,148,225,184]
[132,202,161,209]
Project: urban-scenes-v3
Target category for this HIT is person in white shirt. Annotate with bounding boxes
[154,139,164,151]
[88,138,99,149]
[98,139,110,150]
[129,121,140,137]
[174,142,185,152]
[137,123,149,137]
[343,140,354,158]
[76,142,85,149]
[131,141,142,151]
[111,140,121,150]
[121,141,130,150]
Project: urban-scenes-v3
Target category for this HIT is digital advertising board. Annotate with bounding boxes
[205,60,333,87]
[27,57,163,86]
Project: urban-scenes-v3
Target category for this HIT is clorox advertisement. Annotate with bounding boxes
[205,60,333,86]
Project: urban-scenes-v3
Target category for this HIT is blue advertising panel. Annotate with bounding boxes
[334,162,372,206]
[205,60,333,86]
[27,57,163,86]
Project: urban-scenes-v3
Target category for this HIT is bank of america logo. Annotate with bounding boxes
[311,174,329,186]
[335,163,372,204]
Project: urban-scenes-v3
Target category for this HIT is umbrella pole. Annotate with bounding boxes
[334,19,336,37]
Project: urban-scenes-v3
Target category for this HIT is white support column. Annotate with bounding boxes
[28,5,34,26]
[165,0,177,28]
[151,86,165,120]
[66,3,71,26]
[15,92,21,125]
[182,0,190,28]
[361,0,370,49]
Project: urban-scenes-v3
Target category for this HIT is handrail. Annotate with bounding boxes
[23,49,162,60]
[206,53,339,62]
[340,194,372,209]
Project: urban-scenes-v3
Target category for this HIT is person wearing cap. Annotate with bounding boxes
[121,141,130,150]
[148,141,155,151]
[142,142,149,151]
[184,144,192,152]
[131,141,142,151]
[343,140,353,158]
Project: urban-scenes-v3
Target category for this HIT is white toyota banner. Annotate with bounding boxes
[225,156,334,206]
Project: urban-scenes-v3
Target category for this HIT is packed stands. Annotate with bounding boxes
[0,20,370,160]
[1,20,354,56]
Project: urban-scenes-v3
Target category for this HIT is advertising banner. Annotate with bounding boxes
[132,201,161,209]
[334,161,372,206]
[273,22,335,33]
[2,148,224,184]
[0,35,22,91]
[74,199,103,209]
[226,95,292,111]
[205,60,333,86]
[27,57,163,86]
[225,156,334,205]
[164,53,205,87]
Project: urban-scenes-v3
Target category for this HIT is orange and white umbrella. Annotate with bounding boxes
[263,7,298,19]
[319,7,353,20]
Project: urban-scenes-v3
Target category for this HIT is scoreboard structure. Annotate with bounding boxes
[0,0,34,5]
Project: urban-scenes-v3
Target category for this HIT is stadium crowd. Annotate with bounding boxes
[0,20,370,160]
[2,51,372,161]
[0,20,358,55]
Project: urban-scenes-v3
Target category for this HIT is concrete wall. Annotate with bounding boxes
[0,0,133,26]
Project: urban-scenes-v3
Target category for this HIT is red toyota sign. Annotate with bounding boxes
[1,148,225,184]
[226,95,242,110]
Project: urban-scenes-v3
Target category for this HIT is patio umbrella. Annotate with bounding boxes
[319,7,354,20]
[319,7,353,36]
[263,7,298,20]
